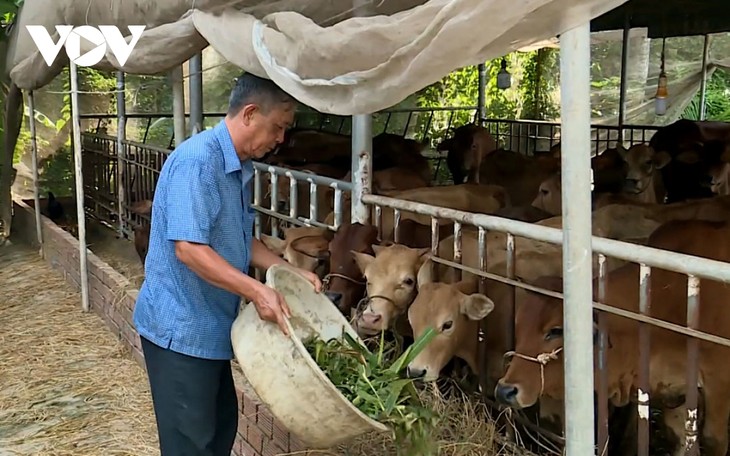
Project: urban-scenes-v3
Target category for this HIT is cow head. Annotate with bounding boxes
[128,199,152,215]
[324,222,379,316]
[617,144,670,195]
[406,260,494,382]
[495,276,602,409]
[261,226,332,277]
[531,173,561,216]
[351,244,430,336]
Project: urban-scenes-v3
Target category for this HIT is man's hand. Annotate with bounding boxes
[292,268,323,293]
[251,283,292,336]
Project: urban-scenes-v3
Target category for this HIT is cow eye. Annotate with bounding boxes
[545,327,563,340]
[403,277,414,286]
[441,320,453,332]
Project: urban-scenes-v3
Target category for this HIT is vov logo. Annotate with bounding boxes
[26,25,146,67]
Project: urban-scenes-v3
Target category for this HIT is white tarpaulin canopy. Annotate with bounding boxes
[6,0,630,115]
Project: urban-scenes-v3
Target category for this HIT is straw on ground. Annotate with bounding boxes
[0,241,159,455]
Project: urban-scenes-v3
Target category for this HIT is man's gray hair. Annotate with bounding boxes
[227,72,295,116]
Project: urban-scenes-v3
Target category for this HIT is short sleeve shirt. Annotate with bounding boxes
[133,120,256,360]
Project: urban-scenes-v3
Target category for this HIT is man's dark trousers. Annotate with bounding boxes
[140,336,238,456]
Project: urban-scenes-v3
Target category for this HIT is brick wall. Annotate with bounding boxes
[12,199,308,456]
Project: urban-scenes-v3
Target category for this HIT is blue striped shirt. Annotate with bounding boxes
[133,120,256,360]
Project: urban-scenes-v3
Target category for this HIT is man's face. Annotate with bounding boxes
[239,102,295,159]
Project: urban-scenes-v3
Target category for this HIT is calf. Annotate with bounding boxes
[496,219,730,455]
[617,143,670,204]
[323,222,378,317]
[437,123,498,184]
[351,244,430,336]
[405,259,494,382]
[260,226,333,278]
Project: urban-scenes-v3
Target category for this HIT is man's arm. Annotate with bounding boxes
[175,241,264,302]
[249,237,288,271]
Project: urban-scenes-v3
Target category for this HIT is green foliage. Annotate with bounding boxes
[682,70,730,121]
[303,328,439,456]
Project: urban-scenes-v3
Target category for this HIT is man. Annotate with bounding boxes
[133,72,322,456]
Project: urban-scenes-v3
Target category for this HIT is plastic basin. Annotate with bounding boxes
[230,264,389,449]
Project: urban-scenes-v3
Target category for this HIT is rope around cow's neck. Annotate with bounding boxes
[503,347,563,398]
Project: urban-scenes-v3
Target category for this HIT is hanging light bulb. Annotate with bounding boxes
[655,38,668,116]
[497,57,511,90]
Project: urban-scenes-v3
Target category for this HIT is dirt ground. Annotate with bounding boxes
[0,237,159,455]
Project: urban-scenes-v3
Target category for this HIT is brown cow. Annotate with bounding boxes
[478,149,560,206]
[496,220,730,455]
[616,144,671,204]
[342,167,430,194]
[405,259,494,382]
[351,244,430,336]
[437,123,498,185]
[128,199,153,266]
[325,184,508,241]
[322,222,378,317]
[649,119,730,202]
[260,226,333,278]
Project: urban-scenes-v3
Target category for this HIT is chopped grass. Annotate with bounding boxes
[303,328,440,456]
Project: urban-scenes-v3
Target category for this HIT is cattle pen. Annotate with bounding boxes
[4,1,730,456]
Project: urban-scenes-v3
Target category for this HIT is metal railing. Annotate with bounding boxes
[78,111,679,454]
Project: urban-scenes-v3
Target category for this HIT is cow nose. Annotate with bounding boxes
[362,313,382,325]
[405,366,426,379]
[494,382,519,406]
[324,291,342,306]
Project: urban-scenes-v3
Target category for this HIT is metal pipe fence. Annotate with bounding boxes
[78,109,683,454]
[362,192,730,455]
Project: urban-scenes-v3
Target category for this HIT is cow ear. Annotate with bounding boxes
[351,250,375,273]
[616,144,630,160]
[653,150,672,169]
[261,234,286,256]
[416,258,433,288]
[460,293,495,321]
[372,243,389,255]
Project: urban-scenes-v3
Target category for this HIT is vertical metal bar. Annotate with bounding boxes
[430,216,439,281]
[477,227,488,395]
[171,66,186,147]
[617,16,630,142]
[254,169,262,239]
[597,254,609,456]
[699,35,710,121]
[116,72,126,236]
[352,115,372,224]
[393,209,401,243]
[352,0,373,224]
[28,91,43,252]
[333,186,343,229]
[559,21,595,456]
[189,53,204,135]
[684,275,700,455]
[288,173,298,227]
[69,62,90,312]
[478,63,487,125]
[637,264,651,456]
[375,205,382,239]
[309,180,318,225]
[270,172,279,238]
[506,233,516,350]
[452,222,462,282]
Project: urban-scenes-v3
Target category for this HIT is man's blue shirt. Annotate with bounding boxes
[133,120,255,360]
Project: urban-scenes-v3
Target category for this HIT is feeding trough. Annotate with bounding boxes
[230,264,389,449]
